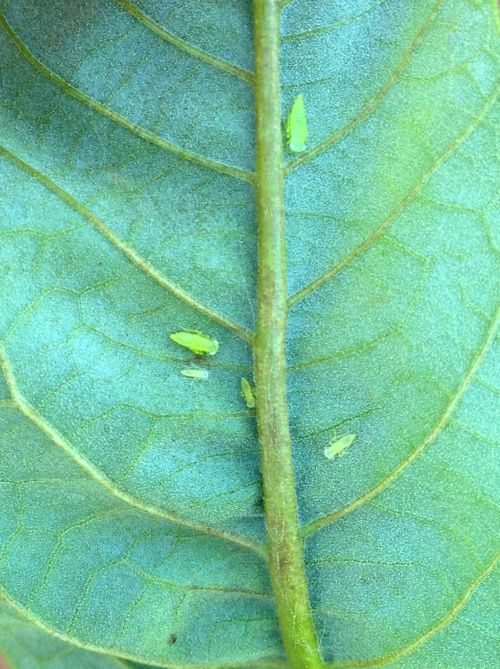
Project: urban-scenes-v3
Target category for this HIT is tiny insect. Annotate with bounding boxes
[181,368,209,380]
[240,377,256,408]
[324,433,356,460]
[170,330,219,356]
[286,94,308,153]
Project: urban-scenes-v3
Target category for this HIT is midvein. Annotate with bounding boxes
[253,2,324,668]
[0,143,253,344]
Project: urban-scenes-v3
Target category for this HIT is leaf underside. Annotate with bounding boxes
[0,1,499,669]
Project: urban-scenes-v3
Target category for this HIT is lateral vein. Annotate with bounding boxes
[302,305,500,537]
[0,346,266,558]
[113,0,254,83]
[0,12,255,185]
[0,144,253,343]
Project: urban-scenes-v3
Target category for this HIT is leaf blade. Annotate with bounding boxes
[0,0,498,666]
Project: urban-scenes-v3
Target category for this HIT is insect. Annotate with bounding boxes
[324,433,356,460]
[181,368,209,380]
[240,377,256,408]
[286,94,308,153]
[170,330,219,356]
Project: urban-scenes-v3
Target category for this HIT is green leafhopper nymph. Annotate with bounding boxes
[181,368,209,380]
[324,433,356,460]
[240,377,256,408]
[286,94,308,153]
[170,330,219,356]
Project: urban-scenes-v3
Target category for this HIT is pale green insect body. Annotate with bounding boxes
[170,330,219,356]
[240,377,256,409]
[181,368,209,380]
[286,94,308,153]
[324,433,356,460]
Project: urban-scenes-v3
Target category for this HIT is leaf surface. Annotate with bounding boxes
[0,600,145,669]
[0,1,499,668]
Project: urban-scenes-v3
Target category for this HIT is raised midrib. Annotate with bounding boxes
[253,2,325,668]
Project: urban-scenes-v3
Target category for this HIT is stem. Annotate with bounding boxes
[253,2,324,668]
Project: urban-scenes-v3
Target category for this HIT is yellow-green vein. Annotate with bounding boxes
[302,305,500,538]
[0,346,266,558]
[0,144,253,344]
[325,554,499,667]
[289,86,499,308]
[113,0,254,83]
[253,1,325,667]
[0,592,287,669]
[0,12,254,185]
[282,0,389,43]
[285,0,445,174]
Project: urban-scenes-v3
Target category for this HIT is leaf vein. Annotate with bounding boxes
[286,0,445,173]
[0,346,266,558]
[0,12,254,185]
[0,143,253,343]
[325,554,499,667]
[113,0,254,83]
[302,305,500,537]
[0,590,285,669]
[282,0,390,42]
[289,87,499,308]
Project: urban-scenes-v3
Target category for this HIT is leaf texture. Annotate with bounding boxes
[0,1,499,667]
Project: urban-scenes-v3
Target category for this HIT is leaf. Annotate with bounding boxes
[0,1,498,668]
[0,600,144,669]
